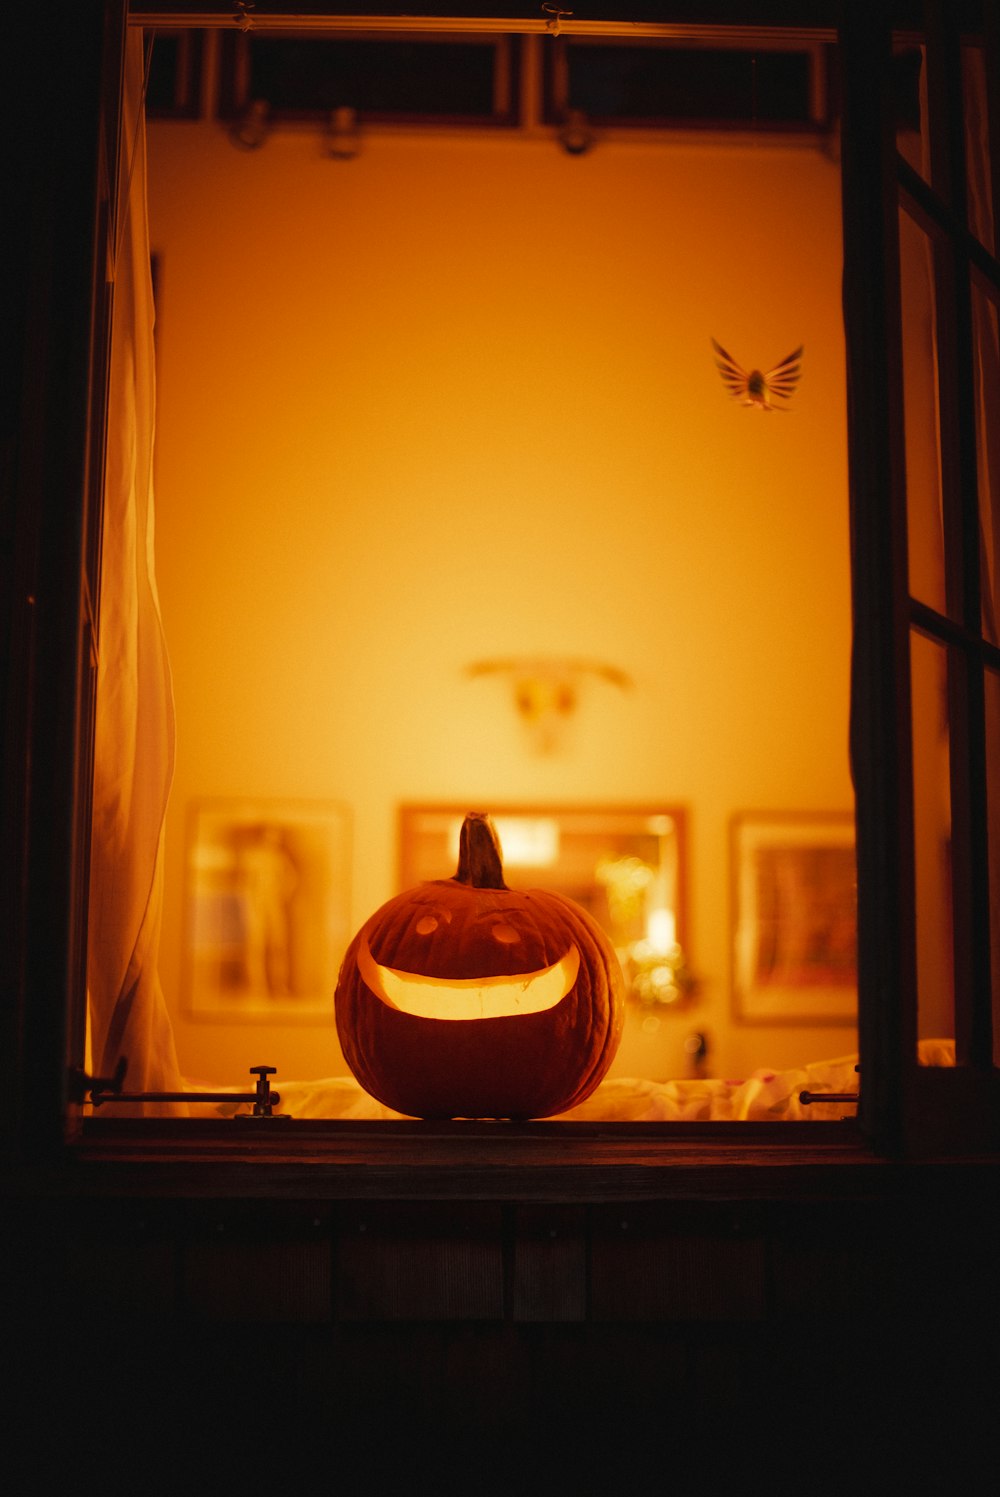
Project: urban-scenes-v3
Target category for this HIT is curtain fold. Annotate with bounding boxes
[87,31,186,1112]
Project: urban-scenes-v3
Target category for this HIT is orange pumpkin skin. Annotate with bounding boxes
[335,814,625,1119]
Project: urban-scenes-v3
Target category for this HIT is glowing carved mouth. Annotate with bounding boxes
[358,938,581,1021]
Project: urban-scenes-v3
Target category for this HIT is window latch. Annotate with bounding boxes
[798,1091,859,1106]
[68,1060,289,1117]
[799,1063,860,1110]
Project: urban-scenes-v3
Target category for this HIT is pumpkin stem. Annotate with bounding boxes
[455,812,508,889]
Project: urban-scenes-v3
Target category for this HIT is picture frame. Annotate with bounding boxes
[731,811,857,1025]
[182,799,350,1023]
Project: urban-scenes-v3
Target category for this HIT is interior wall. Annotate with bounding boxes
[146,111,854,1088]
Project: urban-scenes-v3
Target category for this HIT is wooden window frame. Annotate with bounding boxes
[896,2,1000,1146]
[844,0,1000,1154]
[4,1,999,1185]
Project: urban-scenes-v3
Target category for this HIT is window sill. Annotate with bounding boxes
[17,1115,992,1204]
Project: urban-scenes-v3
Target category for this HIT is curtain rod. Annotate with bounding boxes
[126,12,837,44]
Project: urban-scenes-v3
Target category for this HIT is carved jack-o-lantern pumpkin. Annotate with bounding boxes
[335,812,625,1119]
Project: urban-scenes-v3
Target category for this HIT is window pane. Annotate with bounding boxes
[972,274,1000,645]
[561,42,815,126]
[963,43,995,256]
[893,41,927,177]
[147,30,854,1110]
[986,667,1000,1067]
[236,36,507,121]
[910,630,955,1058]
[899,207,948,616]
[146,31,204,121]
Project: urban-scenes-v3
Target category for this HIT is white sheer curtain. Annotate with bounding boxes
[87,31,186,1111]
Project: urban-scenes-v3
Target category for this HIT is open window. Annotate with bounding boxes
[103,8,858,1126]
[843,0,1000,1152]
[4,1,998,1159]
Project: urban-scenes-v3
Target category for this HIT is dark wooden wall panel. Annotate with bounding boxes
[512,1204,587,1322]
[184,1238,332,1322]
[179,1201,333,1322]
[334,1202,505,1320]
[9,1186,999,1492]
[589,1204,766,1322]
[67,1228,177,1319]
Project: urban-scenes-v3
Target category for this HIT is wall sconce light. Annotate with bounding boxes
[229,98,270,150]
[324,106,361,160]
[558,109,595,156]
[466,656,631,754]
[683,1030,709,1078]
[627,938,696,1019]
[595,838,698,1024]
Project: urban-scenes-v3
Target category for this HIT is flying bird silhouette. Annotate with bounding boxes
[711,339,803,411]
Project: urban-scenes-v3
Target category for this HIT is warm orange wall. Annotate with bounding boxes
[147,118,854,1087]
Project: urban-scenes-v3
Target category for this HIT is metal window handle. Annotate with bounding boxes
[800,1062,859,1107]
[70,1061,289,1118]
[798,1091,859,1105]
[68,1055,128,1103]
[246,1065,285,1118]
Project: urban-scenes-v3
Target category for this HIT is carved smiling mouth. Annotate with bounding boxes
[358,938,581,1021]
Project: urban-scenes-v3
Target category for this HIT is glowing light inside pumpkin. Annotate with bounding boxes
[357,937,581,1021]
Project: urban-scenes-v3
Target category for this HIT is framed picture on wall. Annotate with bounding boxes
[398,805,690,1007]
[182,800,351,1022]
[731,811,857,1025]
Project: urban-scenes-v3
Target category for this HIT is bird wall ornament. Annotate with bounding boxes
[711,338,803,411]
